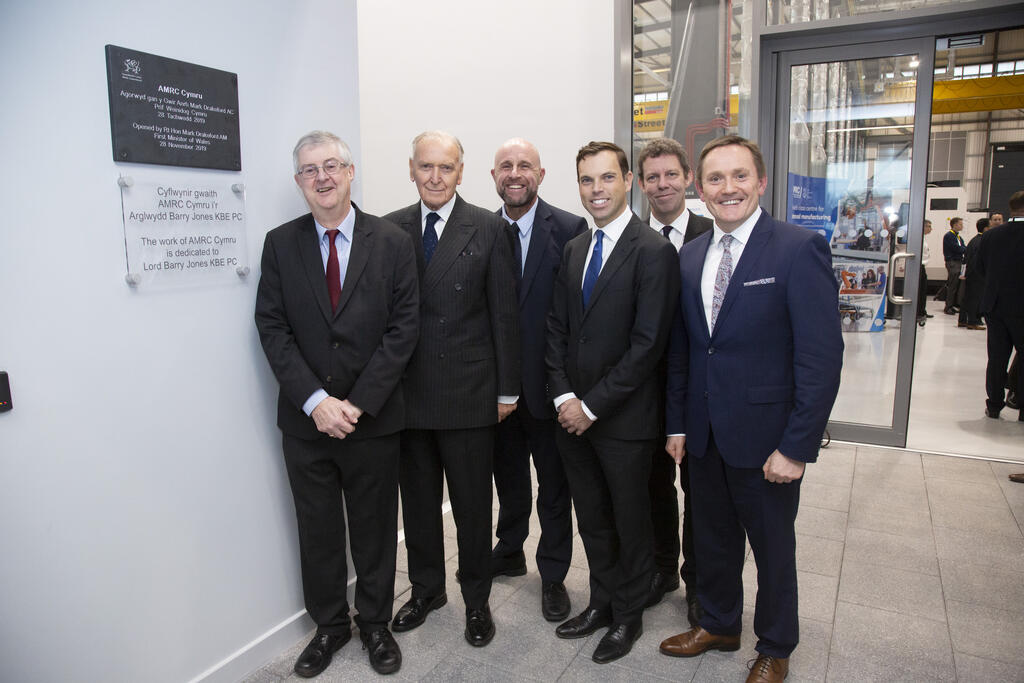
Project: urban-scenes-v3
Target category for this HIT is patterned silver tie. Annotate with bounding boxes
[710,234,734,331]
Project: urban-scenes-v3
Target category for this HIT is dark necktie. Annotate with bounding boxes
[662,225,673,239]
[326,229,341,311]
[509,222,523,279]
[423,212,440,264]
[582,229,604,307]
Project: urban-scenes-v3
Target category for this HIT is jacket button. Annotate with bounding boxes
[439,352,445,359]
[454,283,463,291]
[579,337,587,344]
[439,317,446,325]
[326,375,333,383]
[708,347,715,355]
[332,342,339,349]
[704,391,709,398]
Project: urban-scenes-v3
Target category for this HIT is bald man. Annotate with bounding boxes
[489,138,587,621]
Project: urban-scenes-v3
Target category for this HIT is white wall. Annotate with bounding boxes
[0,2,362,681]
[356,0,616,221]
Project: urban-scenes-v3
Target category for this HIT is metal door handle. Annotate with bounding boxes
[887,251,915,305]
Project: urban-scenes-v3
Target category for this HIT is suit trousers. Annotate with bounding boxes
[649,448,698,589]
[557,429,653,625]
[282,432,399,634]
[916,263,929,318]
[493,409,573,582]
[983,314,1024,415]
[400,426,494,609]
[690,432,801,658]
[943,260,961,311]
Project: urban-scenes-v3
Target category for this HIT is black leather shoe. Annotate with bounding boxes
[359,627,401,675]
[555,607,612,639]
[391,593,447,632]
[465,605,495,646]
[541,581,571,621]
[592,621,642,663]
[294,631,350,678]
[985,407,1001,419]
[1007,392,1019,410]
[644,570,680,608]
[685,592,704,628]
[491,550,527,578]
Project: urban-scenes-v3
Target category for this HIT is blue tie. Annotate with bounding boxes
[423,211,440,264]
[582,229,603,307]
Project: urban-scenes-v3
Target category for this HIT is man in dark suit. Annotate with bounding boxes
[636,137,712,623]
[488,138,587,621]
[385,131,520,647]
[255,131,419,677]
[977,189,1024,426]
[958,218,988,330]
[546,141,680,663]
[659,135,843,683]
[942,217,966,314]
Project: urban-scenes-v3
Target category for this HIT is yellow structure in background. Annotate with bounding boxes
[932,74,1024,114]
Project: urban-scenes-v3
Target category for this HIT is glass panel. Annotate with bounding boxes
[767,0,970,25]
[631,0,753,214]
[785,54,919,427]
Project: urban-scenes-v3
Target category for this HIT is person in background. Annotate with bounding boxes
[941,217,966,315]
[958,218,988,330]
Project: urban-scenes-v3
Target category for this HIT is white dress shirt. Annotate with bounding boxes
[650,208,691,251]
[701,207,761,331]
[420,195,456,237]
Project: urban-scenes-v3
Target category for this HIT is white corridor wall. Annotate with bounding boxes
[0,2,362,681]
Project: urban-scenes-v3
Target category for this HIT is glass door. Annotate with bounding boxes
[770,38,935,446]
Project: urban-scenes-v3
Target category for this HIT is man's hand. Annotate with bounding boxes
[311,396,356,439]
[665,435,686,465]
[557,398,593,435]
[763,449,805,483]
[498,402,518,422]
[339,399,363,424]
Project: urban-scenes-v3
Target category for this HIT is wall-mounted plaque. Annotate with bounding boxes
[105,45,241,171]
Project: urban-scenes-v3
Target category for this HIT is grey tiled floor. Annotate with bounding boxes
[243,444,1024,682]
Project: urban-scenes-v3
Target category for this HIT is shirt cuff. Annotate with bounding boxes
[580,401,597,421]
[498,395,519,404]
[552,392,575,410]
[667,433,685,437]
[303,389,329,416]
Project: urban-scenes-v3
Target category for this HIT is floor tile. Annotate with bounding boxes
[922,453,1003,485]
[953,651,1024,683]
[794,506,848,542]
[799,481,851,513]
[829,601,955,681]
[938,558,1024,616]
[946,598,1024,665]
[842,526,938,575]
[846,499,934,538]
[837,559,946,622]
[795,534,844,577]
[926,475,1010,510]
[930,497,1023,538]
[932,525,1024,572]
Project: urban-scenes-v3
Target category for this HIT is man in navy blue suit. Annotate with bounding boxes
[488,138,587,620]
[659,135,843,683]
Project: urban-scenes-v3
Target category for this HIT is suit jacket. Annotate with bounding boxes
[385,194,520,429]
[684,213,714,244]
[666,211,843,466]
[976,217,1024,318]
[499,198,588,419]
[255,206,420,440]
[943,229,966,262]
[546,212,680,441]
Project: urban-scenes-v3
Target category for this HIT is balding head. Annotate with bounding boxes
[492,137,545,220]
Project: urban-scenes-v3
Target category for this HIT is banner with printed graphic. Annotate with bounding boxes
[834,259,887,332]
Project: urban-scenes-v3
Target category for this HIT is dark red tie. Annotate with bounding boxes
[326,229,341,311]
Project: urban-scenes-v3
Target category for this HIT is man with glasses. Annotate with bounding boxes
[255,130,419,677]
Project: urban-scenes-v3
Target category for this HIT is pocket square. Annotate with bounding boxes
[743,277,775,287]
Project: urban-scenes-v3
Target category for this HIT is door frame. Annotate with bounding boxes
[756,3,1024,446]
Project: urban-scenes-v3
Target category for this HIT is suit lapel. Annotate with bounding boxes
[712,213,773,336]
[423,195,475,295]
[396,203,426,280]
[685,230,713,341]
[296,215,335,322]
[582,216,639,321]
[333,207,371,317]
[520,202,551,306]
[567,231,589,320]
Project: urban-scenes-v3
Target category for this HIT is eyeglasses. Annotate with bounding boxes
[296,158,348,180]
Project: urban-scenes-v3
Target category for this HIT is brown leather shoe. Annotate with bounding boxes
[967,324,986,330]
[1009,473,1024,484]
[746,653,789,682]
[659,626,740,657]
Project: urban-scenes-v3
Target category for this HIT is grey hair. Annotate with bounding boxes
[292,130,353,172]
[410,130,464,164]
